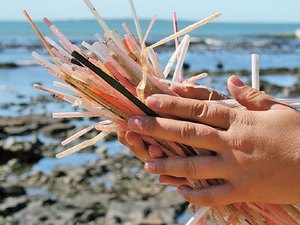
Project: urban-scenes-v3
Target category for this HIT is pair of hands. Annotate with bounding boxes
[119,75,300,206]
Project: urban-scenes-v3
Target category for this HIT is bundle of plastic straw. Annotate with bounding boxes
[24,0,300,224]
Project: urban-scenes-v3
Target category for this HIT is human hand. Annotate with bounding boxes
[127,75,300,206]
[118,84,227,163]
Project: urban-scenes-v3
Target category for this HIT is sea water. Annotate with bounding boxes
[1,20,299,173]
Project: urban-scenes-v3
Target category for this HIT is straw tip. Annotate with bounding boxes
[55,153,64,159]
[43,17,52,26]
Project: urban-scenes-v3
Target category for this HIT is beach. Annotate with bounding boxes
[1,19,300,224]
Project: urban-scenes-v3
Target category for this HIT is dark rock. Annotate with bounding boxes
[0,62,18,69]
[0,197,28,217]
[103,133,118,142]
[39,215,49,221]
[42,197,57,206]
[53,170,67,178]
[41,123,75,138]
[73,209,105,223]
[3,122,39,136]
[260,80,284,95]
[1,139,43,165]
[0,185,26,199]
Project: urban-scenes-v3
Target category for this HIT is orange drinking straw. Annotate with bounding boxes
[23,10,55,58]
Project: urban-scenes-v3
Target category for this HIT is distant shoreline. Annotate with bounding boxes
[0,60,299,77]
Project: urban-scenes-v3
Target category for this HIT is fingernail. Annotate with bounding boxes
[230,75,244,87]
[125,134,133,146]
[145,161,155,172]
[146,96,162,109]
[128,118,142,130]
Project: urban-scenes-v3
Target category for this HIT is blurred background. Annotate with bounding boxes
[1,0,300,224]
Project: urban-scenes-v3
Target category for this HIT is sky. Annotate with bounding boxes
[2,0,300,23]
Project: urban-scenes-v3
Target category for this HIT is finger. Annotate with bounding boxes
[128,116,226,152]
[170,85,228,100]
[124,132,150,162]
[227,75,290,110]
[149,145,165,158]
[144,156,225,180]
[118,131,129,147]
[146,95,236,129]
[159,175,190,187]
[177,183,237,206]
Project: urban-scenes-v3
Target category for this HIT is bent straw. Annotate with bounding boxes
[139,12,221,101]
[62,120,112,146]
[23,10,55,58]
[251,54,260,91]
[56,131,109,158]
[148,12,221,50]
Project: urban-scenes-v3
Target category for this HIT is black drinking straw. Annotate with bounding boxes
[71,51,158,117]
[72,51,197,155]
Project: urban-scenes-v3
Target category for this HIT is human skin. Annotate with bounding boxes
[120,75,300,206]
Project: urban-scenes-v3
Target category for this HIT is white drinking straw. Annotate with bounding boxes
[185,207,210,225]
[128,0,143,45]
[147,12,221,50]
[251,54,260,91]
[163,36,187,78]
[172,35,191,85]
[56,131,109,158]
[83,0,126,52]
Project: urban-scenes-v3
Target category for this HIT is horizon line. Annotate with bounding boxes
[1,17,300,25]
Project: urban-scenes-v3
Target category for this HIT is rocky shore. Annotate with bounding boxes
[0,71,299,224]
[0,114,188,225]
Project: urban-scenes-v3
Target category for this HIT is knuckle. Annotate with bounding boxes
[141,117,156,131]
[246,88,262,103]
[191,102,208,120]
[165,98,178,109]
[183,158,197,178]
[196,189,216,206]
[155,160,166,174]
[179,122,197,142]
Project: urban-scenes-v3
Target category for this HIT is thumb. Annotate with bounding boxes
[227,75,285,110]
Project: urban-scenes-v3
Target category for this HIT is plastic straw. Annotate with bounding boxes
[185,207,210,225]
[173,11,180,49]
[23,10,55,58]
[251,54,260,91]
[56,131,109,158]
[83,0,126,52]
[172,35,191,85]
[142,15,157,46]
[128,0,143,45]
[163,37,185,78]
